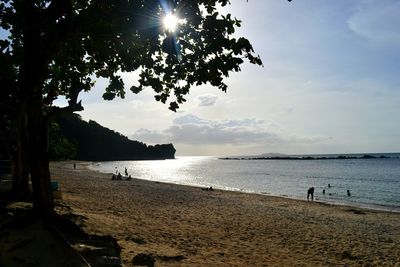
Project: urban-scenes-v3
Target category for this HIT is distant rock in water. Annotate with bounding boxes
[259,152,288,158]
[220,153,394,161]
[53,114,175,161]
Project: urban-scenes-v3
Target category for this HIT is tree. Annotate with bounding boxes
[0,0,265,220]
[48,122,77,160]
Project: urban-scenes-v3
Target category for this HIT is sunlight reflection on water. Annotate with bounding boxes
[90,156,400,212]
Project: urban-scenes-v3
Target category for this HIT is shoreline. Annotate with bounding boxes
[88,162,400,215]
[51,161,400,266]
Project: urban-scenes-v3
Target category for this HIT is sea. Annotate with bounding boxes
[89,153,400,212]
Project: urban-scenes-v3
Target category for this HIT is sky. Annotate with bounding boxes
[70,0,399,156]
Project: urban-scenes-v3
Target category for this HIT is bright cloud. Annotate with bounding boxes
[131,114,329,151]
[348,0,400,46]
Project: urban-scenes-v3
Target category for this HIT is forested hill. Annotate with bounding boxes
[53,114,175,161]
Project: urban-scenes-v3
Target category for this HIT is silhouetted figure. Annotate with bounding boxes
[328,184,331,188]
[202,186,214,191]
[117,172,122,180]
[124,167,128,176]
[112,174,117,180]
[126,175,132,181]
[307,187,314,201]
[323,189,325,195]
[73,163,76,169]
[347,190,351,197]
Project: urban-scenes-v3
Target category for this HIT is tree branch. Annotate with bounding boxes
[46,99,84,122]
[45,81,84,121]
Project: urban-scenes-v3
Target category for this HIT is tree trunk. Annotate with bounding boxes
[12,111,30,199]
[28,108,54,220]
[20,1,54,220]
[11,151,30,199]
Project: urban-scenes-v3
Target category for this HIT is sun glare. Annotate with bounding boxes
[163,13,179,32]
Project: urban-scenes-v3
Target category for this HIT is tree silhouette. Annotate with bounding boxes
[0,0,264,219]
[52,114,176,161]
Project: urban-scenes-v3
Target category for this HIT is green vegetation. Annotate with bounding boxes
[48,123,77,161]
[53,114,175,161]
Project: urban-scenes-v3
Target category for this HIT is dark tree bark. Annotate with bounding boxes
[19,1,55,219]
[12,111,31,199]
[28,112,54,220]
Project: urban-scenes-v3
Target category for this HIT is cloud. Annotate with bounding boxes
[169,114,274,145]
[165,121,278,145]
[131,128,168,143]
[131,113,328,147]
[348,0,400,46]
[173,114,208,125]
[197,94,218,107]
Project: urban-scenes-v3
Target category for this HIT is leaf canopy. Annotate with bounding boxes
[0,0,263,112]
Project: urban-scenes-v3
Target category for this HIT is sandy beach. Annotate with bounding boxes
[49,161,400,266]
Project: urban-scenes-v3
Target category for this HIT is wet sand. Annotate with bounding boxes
[51,161,400,266]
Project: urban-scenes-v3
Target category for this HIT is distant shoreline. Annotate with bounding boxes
[220,153,399,161]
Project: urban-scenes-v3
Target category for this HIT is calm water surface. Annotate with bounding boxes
[90,155,400,212]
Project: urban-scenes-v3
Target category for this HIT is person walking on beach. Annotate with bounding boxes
[307,187,314,201]
[124,167,128,176]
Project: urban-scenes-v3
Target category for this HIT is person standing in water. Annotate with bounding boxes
[307,187,314,201]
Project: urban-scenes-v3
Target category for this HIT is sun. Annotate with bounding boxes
[163,13,179,32]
